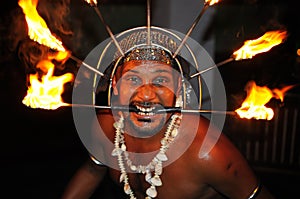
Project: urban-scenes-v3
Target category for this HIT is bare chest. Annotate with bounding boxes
[108,162,222,199]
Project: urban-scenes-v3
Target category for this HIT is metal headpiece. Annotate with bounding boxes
[114,29,179,62]
[93,26,203,109]
[123,47,172,65]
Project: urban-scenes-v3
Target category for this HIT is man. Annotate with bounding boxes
[61,42,274,198]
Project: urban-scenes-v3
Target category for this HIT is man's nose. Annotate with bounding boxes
[137,84,156,100]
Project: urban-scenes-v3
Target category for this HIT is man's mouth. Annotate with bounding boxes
[135,104,156,116]
[130,102,161,121]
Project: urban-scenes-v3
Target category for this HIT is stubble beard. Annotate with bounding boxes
[124,112,168,138]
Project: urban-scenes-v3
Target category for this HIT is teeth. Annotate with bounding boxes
[136,105,156,112]
[138,112,155,116]
[135,105,156,116]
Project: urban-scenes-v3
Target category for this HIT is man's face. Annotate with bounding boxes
[113,60,181,137]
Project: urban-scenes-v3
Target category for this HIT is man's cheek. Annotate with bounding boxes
[120,90,134,103]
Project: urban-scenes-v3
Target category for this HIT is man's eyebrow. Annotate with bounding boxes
[123,69,139,74]
[153,69,172,73]
[123,69,172,74]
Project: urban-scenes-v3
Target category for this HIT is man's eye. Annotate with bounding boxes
[153,77,169,85]
[127,76,141,85]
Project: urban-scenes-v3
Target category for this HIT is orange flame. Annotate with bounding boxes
[205,0,220,6]
[233,30,287,60]
[235,81,294,120]
[18,0,74,109]
[84,0,98,6]
[18,0,66,51]
[22,52,73,110]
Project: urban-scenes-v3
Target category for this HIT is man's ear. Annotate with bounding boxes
[176,78,183,96]
[174,78,184,107]
[112,76,118,95]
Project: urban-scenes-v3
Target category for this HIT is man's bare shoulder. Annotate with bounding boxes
[178,114,261,198]
[176,114,247,173]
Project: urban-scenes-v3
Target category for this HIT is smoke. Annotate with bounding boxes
[37,0,72,37]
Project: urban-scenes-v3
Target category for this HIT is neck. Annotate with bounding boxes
[125,133,164,153]
[123,112,174,138]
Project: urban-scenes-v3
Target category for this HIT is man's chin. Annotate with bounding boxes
[127,113,167,137]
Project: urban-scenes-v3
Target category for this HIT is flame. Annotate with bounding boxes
[22,52,73,110]
[205,0,219,6]
[297,49,300,56]
[235,81,293,120]
[18,0,65,51]
[233,30,287,60]
[18,0,74,109]
[205,0,220,6]
[84,0,97,6]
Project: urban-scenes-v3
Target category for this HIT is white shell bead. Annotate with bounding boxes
[111,148,121,156]
[145,172,152,182]
[121,143,127,151]
[171,128,178,137]
[156,152,168,161]
[146,186,157,198]
[150,175,162,186]
[119,173,126,182]
[130,165,137,171]
[124,183,131,194]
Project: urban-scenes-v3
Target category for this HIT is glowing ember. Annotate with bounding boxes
[233,30,287,60]
[235,81,293,120]
[205,0,220,6]
[18,0,66,51]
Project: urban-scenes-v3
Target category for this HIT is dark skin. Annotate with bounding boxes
[61,60,275,199]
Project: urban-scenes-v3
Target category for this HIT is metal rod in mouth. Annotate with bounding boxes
[68,103,236,115]
[157,108,236,116]
[70,55,104,76]
[190,57,234,79]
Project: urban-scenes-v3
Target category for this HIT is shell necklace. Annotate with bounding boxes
[111,113,182,199]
